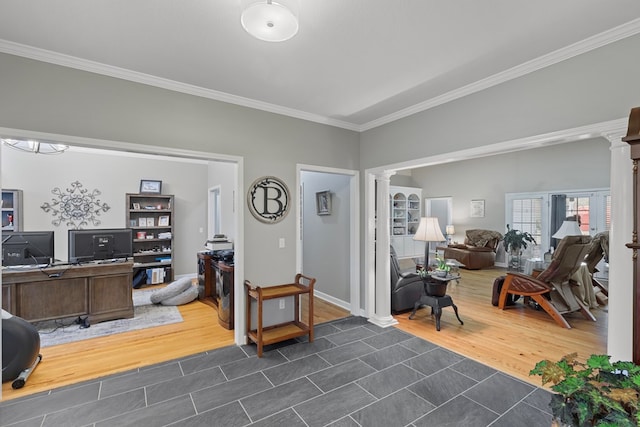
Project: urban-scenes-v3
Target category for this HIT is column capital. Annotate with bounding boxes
[375,170,396,182]
[604,132,627,149]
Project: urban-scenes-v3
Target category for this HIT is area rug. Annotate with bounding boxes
[35,289,184,348]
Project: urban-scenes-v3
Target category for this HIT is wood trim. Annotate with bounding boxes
[622,106,640,365]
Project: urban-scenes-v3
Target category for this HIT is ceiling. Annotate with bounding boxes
[1,1,640,132]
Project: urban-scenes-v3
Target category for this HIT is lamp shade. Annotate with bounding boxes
[552,220,582,239]
[241,1,299,42]
[413,217,446,242]
[445,225,455,236]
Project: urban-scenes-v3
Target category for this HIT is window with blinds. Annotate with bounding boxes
[511,198,543,245]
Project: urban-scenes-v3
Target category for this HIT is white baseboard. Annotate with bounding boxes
[314,290,361,315]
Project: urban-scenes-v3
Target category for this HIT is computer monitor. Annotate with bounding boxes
[68,228,133,263]
[2,231,55,266]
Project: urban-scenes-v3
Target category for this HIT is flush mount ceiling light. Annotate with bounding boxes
[241,0,299,42]
[2,138,69,154]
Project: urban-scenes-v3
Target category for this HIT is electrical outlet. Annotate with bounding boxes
[279,299,285,309]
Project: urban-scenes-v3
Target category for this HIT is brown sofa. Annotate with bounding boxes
[439,229,503,270]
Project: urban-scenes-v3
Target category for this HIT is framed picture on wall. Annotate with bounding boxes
[316,190,332,215]
[140,179,162,194]
[470,199,485,218]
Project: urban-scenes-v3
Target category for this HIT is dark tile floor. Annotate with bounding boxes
[0,317,554,427]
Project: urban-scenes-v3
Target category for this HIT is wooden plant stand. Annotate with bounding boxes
[244,274,315,357]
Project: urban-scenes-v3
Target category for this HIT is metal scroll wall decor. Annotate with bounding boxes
[41,180,111,229]
[247,176,290,224]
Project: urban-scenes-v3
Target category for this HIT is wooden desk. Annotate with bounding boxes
[2,261,134,324]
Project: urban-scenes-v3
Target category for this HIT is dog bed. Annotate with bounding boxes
[150,277,198,306]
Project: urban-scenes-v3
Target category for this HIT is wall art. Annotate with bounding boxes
[247,176,290,224]
[41,180,111,229]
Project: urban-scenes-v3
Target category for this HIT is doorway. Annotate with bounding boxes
[297,165,360,316]
[0,128,246,345]
[424,197,452,255]
[208,186,221,238]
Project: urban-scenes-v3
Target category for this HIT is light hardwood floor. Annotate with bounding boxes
[2,268,606,401]
[394,267,607,386]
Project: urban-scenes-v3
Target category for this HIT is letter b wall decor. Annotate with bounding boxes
[247,176,290,224]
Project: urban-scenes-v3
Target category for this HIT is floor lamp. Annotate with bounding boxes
[413,217,446,270]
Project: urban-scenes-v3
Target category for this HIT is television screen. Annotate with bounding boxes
[68,228,133,263]
[2,231,55,266]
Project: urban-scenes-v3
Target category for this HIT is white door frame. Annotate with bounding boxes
[296,164,361,315]
[0,126,247,348]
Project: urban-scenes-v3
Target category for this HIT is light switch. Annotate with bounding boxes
[279,238,285,248]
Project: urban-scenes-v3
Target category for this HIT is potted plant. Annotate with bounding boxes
[530,353,640,426]
[418,257,450,296]
[503,224,536,270]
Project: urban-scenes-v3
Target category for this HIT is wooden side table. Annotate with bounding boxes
[244,274,315,357]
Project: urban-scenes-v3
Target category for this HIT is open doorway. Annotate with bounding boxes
[297,165,360,318]
[0,128,246,344]
[424,197,452,255]
[208,186,221,238]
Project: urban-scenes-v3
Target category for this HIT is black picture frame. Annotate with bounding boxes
[316,190,331,215]
[140,180,162,194]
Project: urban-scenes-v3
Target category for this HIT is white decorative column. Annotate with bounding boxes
[606,133,634,361]
[369,170,398,328]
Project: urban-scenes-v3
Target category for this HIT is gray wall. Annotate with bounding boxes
[361,34,640,168]
[301,171,351,304]
[0,53,361,286]
[408,137,611,239]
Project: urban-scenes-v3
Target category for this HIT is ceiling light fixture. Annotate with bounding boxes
[2,138,69,154]
[241,0,298,42]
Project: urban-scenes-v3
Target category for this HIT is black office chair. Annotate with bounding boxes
[390,246,424,313]
[2,309,42,389]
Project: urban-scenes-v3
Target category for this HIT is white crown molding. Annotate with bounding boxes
[359,18,640,132]
[380,117,628,173]
[1,17,639,133]
[0,40,360,132]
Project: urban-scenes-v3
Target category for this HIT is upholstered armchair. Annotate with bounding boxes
[440,229,503,269]
[390,246,424,313]
[498,235,596,328]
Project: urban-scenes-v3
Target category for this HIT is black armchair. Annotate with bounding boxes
[390,246,424,313]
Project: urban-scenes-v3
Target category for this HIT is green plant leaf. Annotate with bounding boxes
[531,353,640,425]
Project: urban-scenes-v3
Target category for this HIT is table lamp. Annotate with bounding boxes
[413,217,446,270]
[445,224,455,244]
[552,220,582,239]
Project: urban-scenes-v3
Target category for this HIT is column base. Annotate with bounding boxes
[368,314,399,328]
